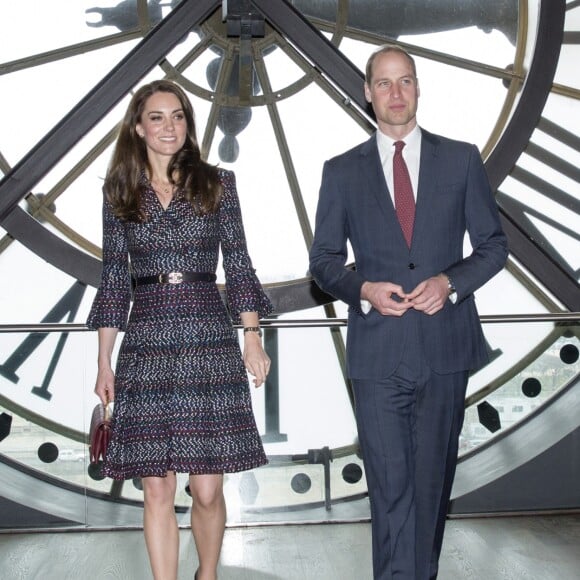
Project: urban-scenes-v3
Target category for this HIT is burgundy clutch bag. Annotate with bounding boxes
[89,403,112,465]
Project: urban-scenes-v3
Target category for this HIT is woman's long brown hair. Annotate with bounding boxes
[104,80,222,221]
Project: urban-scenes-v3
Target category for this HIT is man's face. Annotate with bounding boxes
[364,51,420,137]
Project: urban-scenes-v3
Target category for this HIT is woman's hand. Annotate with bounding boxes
[95,327,118,405]
[95,366,115,405]
[243,332,271,388]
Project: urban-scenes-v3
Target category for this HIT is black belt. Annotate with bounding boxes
[135,271,216,285]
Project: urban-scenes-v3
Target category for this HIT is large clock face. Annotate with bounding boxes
[0,0,578,526]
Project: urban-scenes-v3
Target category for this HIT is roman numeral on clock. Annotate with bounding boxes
[0,281,87,400]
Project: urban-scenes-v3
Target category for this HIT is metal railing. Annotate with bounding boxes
[1,312,579,333]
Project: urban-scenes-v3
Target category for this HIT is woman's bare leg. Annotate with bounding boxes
[189,473,226,580]
[142,472,179,580]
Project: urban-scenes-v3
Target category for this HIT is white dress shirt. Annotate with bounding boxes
[376,124,422,205]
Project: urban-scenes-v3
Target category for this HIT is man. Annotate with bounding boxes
[309,45,508,579]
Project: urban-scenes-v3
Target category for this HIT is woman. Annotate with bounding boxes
[87,79,273,580]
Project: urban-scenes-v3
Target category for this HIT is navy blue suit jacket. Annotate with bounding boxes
[309,129,508,379]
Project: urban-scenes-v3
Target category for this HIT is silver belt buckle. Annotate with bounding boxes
[164,271,183,284]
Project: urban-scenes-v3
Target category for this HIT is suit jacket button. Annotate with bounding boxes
[408,262,415,269]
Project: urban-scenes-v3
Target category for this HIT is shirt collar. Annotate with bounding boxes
[376,124,421,158]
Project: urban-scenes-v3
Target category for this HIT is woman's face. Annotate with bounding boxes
[135,91,188,161]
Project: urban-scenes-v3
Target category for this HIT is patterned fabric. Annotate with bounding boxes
[87,169,273,479]
[393,140,416,247]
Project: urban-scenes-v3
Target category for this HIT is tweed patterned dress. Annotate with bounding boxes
[87,169,272,479]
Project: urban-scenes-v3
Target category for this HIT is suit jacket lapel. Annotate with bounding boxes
[359,135,396,222]
[412,129,440,248]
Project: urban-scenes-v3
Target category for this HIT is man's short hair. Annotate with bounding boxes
[365,45,418,84]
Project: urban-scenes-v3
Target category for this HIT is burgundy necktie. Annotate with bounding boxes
[393,140,415,247]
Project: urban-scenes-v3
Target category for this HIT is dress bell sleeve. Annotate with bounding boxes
[86,196,132,331]
[218,170,273,323]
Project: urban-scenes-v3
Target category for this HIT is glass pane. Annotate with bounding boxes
[0,1,183,166]
[461,325,580,452]
[496,93,580,281]
[1,0,579,531]
[0,43,139,166]
[0,239,95,324]
[208,103,311,282]
[261,40,309,93]
[295,0,518,68]
[2,1,131,61]
[557,3,580,88]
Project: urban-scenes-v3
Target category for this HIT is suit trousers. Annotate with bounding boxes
[352,322,468,580]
